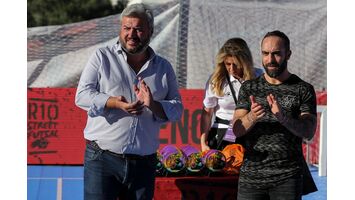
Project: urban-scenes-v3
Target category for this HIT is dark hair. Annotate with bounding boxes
[262,30,290,51]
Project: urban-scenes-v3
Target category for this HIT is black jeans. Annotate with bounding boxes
[207,127,230,150]
[207,127,245,150]
[237,176,303,200]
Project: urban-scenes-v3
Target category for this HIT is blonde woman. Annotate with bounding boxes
[200,38,262,151]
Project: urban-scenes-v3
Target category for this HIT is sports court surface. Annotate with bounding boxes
[28,165,326,200]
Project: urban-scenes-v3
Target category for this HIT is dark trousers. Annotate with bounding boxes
[237,175,303,200]
[84,143,157,200]
[207,127,245,150]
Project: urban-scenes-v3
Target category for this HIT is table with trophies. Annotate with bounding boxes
[153,144,244,200]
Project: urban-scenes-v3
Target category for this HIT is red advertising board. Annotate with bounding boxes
[27,88,205,165]
[28,88,87,164]
[27,88,326,165]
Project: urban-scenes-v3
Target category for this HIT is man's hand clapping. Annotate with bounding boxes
[134,77,153,108]
[112,96,144,115]
[247,95,266,122]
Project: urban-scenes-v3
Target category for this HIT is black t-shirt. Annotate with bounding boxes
[236,74,317,189]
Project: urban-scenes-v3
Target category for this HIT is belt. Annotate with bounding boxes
[215,117,230,125]
[86,140,156,160]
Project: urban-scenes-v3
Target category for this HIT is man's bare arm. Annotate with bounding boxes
[267,94,317,140]
[232,96,266,137]
[232,109,253,137]
[277,112,317,140]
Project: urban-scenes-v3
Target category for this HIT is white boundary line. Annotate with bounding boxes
[317,105,327,176]
[56,178,62,200]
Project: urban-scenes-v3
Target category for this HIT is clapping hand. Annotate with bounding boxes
[114,96,144,115]
[134,77,153,108]
[266,94,285,122]
[248,95,265,122]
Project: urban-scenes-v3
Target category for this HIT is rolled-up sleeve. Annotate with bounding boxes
[75,49,110,117]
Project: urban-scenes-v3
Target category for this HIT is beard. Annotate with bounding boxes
[263,60,287,78]
[119,36,150,55]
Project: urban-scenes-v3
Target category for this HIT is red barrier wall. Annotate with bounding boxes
[27,88,326,165]
[27,88,86,164]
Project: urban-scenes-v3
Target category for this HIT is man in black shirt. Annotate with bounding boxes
[232,30,317,200]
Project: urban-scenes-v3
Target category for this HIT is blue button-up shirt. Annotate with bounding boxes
[75,43,183,155]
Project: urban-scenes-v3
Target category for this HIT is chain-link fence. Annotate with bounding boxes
[28,0,326,90]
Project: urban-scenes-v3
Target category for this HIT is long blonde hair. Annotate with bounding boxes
[210,38,255,96]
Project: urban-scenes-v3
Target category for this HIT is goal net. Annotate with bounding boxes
[28,0,326,90]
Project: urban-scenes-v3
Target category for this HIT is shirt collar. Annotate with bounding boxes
[229,74,244,84]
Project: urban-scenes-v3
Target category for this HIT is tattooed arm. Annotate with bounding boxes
[232,96,266,137]
[280,112,317,140]
[267,94,317,140]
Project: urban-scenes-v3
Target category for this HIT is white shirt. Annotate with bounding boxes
[203,75,243,128]
[75,43,183,155]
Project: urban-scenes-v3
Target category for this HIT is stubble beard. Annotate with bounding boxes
[263,60,287,78]
[119,36,150,55]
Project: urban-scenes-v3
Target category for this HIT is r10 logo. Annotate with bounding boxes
[28,101,59,120]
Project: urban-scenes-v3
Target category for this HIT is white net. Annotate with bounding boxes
[27,0,326,90]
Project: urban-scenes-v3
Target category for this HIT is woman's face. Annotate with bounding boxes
[224,56,243,78]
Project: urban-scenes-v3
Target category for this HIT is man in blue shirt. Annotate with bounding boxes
[75,3,183,200]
